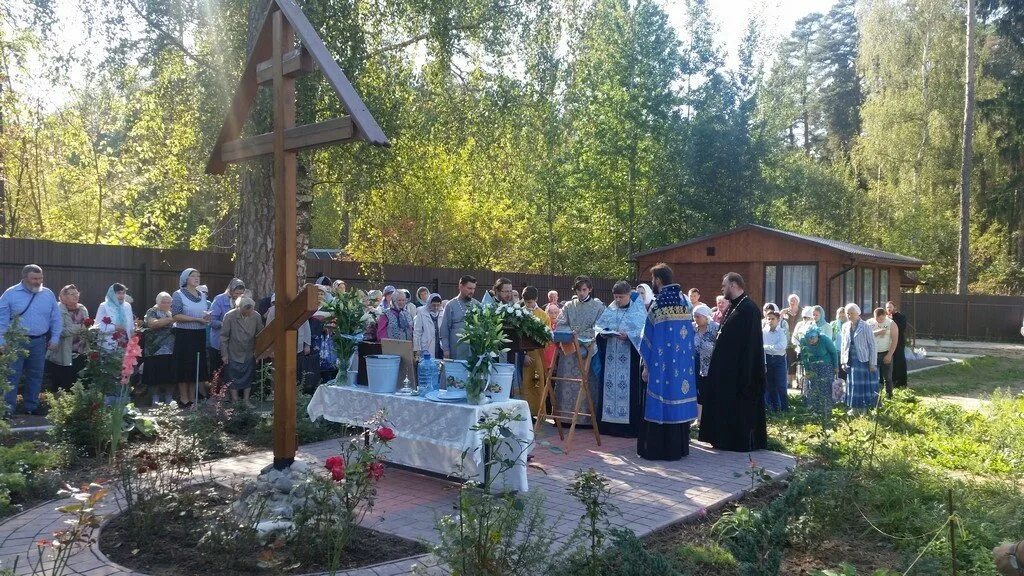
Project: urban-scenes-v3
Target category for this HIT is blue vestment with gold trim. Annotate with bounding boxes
[640,284,698,424]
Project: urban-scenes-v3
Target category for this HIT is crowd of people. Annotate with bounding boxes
[0,262,909,464]
[759,294,908,416]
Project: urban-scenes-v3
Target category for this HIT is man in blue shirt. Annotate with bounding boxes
[0,265,63,416]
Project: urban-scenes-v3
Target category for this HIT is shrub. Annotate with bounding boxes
[289,415,395,573]
[555,529,681,576]
[0,441,62,514]
[47,382,109,459]
[433,489,564,576]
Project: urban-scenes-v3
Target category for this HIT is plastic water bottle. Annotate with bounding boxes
[418,353,440,393]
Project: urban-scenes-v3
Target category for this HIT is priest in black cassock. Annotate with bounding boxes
[698,272,768,452]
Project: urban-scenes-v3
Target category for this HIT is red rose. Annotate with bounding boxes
[324,455,344,471]
[88,352,100,361]
[330,465,345,482]
[82,318,94,327]
[368,461,385,481]
[101,316,112,325]
[375,427,396,441]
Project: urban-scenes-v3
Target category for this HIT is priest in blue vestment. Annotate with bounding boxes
[638,263,697,461]
[594,280,647,437]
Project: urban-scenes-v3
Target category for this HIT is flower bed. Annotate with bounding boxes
[98,482,427,575]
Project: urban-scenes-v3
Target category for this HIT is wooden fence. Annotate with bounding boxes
[903,292,1024,342]
[0,238,617,318]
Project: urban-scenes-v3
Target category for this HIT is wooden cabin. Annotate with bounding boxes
[632,225,925,315]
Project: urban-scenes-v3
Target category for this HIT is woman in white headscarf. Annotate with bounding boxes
[95,283,135,351]
[635,283,655,311]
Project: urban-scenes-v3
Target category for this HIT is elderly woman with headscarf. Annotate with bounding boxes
[791,306,816,351]
[143,292,176,405]
[171,268,211,407]
[46,284,90,391]
[594,281,647,437]
[812,305,830,336]
[413,292,444,360]
[208,278,245,384]
[830,307,848,347]
[692,303,719,426]
[377,289,413,341]
[798,325,839,414]
[95,283,134,351]
[711,295,729,323]
[840,303,878,410]
[221,296,262,405]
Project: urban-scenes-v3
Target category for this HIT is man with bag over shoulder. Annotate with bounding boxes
[0,265,62,417]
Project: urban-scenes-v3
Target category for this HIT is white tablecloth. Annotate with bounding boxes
[307,385,534,492]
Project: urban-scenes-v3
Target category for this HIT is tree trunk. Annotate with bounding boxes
[234,0,311,301]
[0,82,6,236]
[956,0,976,295]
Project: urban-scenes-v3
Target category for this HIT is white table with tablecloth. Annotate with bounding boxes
[306,384,534,492]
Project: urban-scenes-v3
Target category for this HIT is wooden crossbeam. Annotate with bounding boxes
[221,117,354,164]
[256,48,314,85]
[255,283,320,357]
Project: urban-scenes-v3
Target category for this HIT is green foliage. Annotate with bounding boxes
[458,306,510,401]
[0,318,30,419]
[433,489,564,576]
[712,471,826,576]
[251,393,347,447]
[0,442,62,515]
[47,382,110,460]
[493,301,552,346]
[670,543,738,572]
[320,289,367,367]
[556,529,683,576]
[8,0,1024,290]
[567,467,618,571]
[767,390,1024,575]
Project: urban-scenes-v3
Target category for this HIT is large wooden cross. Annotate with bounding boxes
[207,0,389,469]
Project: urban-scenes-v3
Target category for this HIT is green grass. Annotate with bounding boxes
[910,355,1024,397]
[760,390,1024,576]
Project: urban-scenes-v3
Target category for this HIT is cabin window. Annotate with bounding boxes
[879,269,889,305]
[842,269,856,306]
[860,267,874,313]
[706,246,716,256]
[764,264,817,307]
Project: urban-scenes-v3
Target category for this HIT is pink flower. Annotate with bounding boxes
[375,427,396,442]
[121,335,143,383]
[324,455,344,471]
[369,461,385,481]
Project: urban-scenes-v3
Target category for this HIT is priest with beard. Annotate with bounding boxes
[699,272,768,452]
[638,263,697,461]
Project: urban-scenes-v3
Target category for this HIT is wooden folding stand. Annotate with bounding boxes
[532,333,601,453]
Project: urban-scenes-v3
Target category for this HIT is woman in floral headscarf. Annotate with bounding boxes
[798,326,839,415]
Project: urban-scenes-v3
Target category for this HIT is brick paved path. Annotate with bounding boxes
[0,426,794,576]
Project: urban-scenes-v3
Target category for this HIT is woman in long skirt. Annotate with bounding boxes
[171,268,211,407]
[798,327,838,414]
[840,304,879,410]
